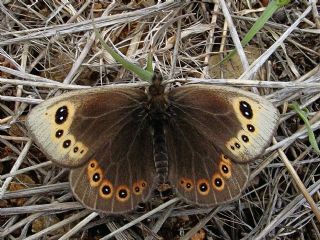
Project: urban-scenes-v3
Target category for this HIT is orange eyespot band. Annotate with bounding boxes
[133,180,148,195]
[88,159,98,170]
[219,161,231,179]
[197,179,210,195]
[116,185,130,202]
[179,177,194,192]
[99,180,113,199]
[212,173,224,192]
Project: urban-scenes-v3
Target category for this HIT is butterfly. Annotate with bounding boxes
[26,73,279,214]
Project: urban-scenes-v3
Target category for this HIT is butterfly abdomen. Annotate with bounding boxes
[152,119,169,184]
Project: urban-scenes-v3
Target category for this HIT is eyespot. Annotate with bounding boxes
[221,154,231,165]
[116,185,130,202]
[241,135,249,142]
[221,154,230,160]
[55,106,68,124]
[87,164,103,188]
[55,129,63,138]
[247,124,255,132]
[99,180,113,199]
[63,139,71,148]
[140,180,147,189]
[133,183,142,195]
[179,177,194,192]
[212,174,224,191]
[219,161,231,179]
[91,170,103,187]
[197,179,210,196]
[73,146,79,153]
[239,101,253,119]
[92,172,100,182]
[235,142,241,149]
[88,159,98,170]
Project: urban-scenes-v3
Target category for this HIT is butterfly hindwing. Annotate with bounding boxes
[166,119,249,206]
[27,86,156,213]
[69,118,155,213]
[167,84,279,163]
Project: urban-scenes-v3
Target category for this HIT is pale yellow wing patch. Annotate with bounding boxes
[26,96,90,167]
[224,92,279,162]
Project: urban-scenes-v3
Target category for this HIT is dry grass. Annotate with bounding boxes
[0,0,320,239]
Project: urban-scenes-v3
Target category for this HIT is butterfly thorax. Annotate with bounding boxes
[147,73,168,118]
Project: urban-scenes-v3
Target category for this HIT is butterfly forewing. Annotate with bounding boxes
[26,87,147,167]
[27,86,156,213]
[167,85,279,163]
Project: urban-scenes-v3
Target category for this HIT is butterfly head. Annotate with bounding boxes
[149,72,164,97]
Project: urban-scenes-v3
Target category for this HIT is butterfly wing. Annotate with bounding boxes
[166,121,249,206]
[166,84,279,205]
[167,85,279,163]
[27,86,156,213]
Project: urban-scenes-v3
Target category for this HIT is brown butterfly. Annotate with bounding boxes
[26,73,279,213]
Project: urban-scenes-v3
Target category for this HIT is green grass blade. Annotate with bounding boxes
[221,0,291,64]
[93,25,153,82]
[289,102,320,155]
[146,53,153,73]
